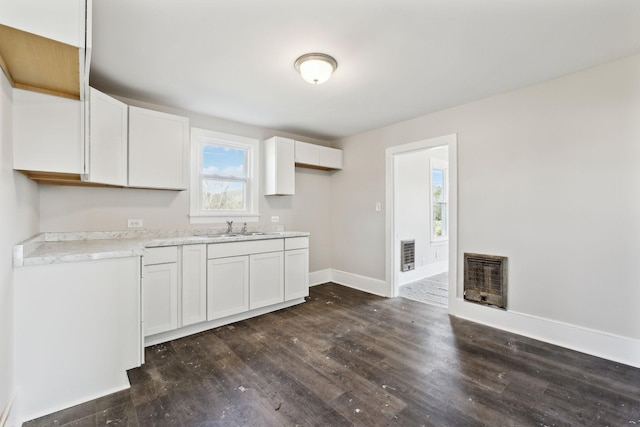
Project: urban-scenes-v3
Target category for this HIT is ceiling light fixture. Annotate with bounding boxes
[294,53,337,85]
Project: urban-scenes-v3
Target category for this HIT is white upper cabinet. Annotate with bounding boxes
[0,0,89,48]
[264,136,295,196]
[13,89,84,175]
[319,146,343,170]
[0,0,92,100]
[294,140,343,170]
[86,87,128,186]
[128,106,189,190]
[294,141,318,166]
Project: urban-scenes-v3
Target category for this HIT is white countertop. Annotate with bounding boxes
[14,229,310,267]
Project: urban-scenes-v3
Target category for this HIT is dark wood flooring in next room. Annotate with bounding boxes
[26,283,640,426]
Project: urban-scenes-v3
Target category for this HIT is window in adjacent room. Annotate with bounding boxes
[431,158,448,242]
[190,127,260,223]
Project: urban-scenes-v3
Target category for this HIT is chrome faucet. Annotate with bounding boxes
[226,221,233,233]
[241,222,247,233]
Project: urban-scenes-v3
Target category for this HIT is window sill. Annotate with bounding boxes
[430,238,449,246]
[189,213,260,225]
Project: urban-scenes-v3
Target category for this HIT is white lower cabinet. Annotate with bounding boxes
[145,237,308,344]
[285,237,310,300]
[285,249,309,300]
[181,244,207,326]
[207,239,285,317]
[144,247,179,336]
[14,257,142,419]
[249,251,285,309]
[207,255,250,320]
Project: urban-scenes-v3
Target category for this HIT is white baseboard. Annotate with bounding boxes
[449,298,640,369]
[312,270,640,368]
[309,269,332,287]
[329,269,389,297]
[1,391,15,427]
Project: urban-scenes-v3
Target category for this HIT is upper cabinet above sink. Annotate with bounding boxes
[0,0,91,100]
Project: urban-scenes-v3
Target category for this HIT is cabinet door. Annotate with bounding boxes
[144,263,178,336]
[294,140,319,166]
[181,244,207,327]
[128,106,189,190]
[13,89,83,174]
[0,0,87,48]
[249,251,284,310]
[264,137,295,195]
[285,248,309,300]
[87,87,128,186]
[207,256,249,320]
[319,146,343,170]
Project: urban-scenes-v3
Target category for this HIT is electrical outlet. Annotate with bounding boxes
[271,216,280,223]
[128,219,143,228]
[375,202,381,212]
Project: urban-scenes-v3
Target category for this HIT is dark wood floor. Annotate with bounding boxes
[26,283,640,426]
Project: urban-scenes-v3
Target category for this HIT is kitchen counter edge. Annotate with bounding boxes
[14,231,310,267]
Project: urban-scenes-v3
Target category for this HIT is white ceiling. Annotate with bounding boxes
[90,0,640,141]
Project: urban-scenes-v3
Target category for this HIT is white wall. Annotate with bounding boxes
[332,54,640,366]
[396,147,449,285]
[0,72,39,423]
[38,96,334,273]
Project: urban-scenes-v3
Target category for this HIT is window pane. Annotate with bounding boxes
[441,204,447,237]
[433,202,447,238]
[202,179,245,210]
[202,144,246,178]
[433,203,443,237]
[432,168,444,202]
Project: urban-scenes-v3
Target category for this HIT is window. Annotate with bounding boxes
[431,158,448,241]
[190,128,260,223]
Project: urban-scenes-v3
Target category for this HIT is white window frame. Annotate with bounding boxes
[189,127,260,224]
[430,157,448,243]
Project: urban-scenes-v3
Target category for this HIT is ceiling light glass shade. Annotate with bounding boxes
[294,53,337,85]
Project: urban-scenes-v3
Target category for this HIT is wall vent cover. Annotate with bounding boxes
[401,240,415,272]
[463,253,508,309]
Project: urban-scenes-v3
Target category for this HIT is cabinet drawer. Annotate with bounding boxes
[285,237,309,250]
[208,239,284,259]
[144,246,178,265]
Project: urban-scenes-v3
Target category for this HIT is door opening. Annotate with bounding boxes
[385,134,457,310]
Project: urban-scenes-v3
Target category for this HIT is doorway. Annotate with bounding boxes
[385,134,457,309]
